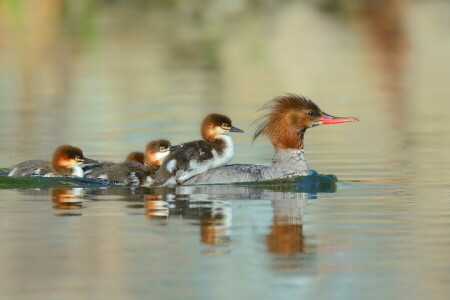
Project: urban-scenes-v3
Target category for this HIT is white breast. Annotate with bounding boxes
[71,166,84,178]
[176,135,235,183]
[211,135,234,168]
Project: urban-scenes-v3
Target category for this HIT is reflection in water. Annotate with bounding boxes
[145,195,169,219]
[40,176,335,249]
[200,203,231,245]
[146,186,234,245]
[51,188,84,216]
[24,180,332,296]
[152,182,331,248]
[267,198,306,254]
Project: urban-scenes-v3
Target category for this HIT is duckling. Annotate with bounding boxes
[152,113,244,186]
[8,145,97,177]
[85,139,176,186]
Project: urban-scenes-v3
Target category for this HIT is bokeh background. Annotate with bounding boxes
[1,0,449,182]
[2,1,450,299]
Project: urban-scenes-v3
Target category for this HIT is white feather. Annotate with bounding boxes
[176,135,235,183]
[155,151,170,163]
[98,174,108,180]
[142,176,153,186]
[71,166,84,177]
[166,159,177,172]
[8,168,17,177]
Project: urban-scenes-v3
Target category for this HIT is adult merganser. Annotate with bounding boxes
[184,94,358,185]
[85,139,175,186]
[152,113,244,186]
[8,145,97,177]
[124,151,144,164]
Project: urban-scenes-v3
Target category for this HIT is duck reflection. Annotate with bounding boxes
[143,186,233,245]
[143,175,335,248]
[200,203,232,245]
[267,197,306,254]
[144,194,169,219]
[51,188,84,216]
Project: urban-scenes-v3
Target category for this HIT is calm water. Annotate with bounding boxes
[1,1,450,299]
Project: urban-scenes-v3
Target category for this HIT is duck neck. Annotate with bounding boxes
[272,149,306,163]
[270,127,306,150]
[267,149,310,178]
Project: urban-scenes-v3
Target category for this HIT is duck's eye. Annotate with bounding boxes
[159,146,166,151]
[75,155,81,160]
[307,111,314,117]
[222,123,228,127]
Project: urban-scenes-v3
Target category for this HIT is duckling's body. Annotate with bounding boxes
[85,139,173,186]
[88,161,154,186]
[8,145,96,177]
[8,160,53,177]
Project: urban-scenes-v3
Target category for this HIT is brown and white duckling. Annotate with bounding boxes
[85,139,176,186]
[8,145,97,177]
[152,113,244,186]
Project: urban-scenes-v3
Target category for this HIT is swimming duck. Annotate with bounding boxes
[184,94,358,184]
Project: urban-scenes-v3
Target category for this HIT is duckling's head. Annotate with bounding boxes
[51,145,97,177]
[201,113,244,140]
[52,145,86,169]
[125,151,145,164]
[144,139,174,166]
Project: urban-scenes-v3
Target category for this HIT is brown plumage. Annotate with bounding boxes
[85,139,174,186]
[253,94,322,150]
[201,114,234,140]
[51,145,85,175]
[9,144,95,177]
[124,151,144,164]
[144,139,171,166]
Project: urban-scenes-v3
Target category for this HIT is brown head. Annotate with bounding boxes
[51,145,86,169]
[125,151,145,164]
[200,113,244,141]
[144,139,173,166]
[253,94,358,150]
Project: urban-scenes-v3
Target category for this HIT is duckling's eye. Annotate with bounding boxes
[307,111,314,117]
[75,155,81,160]
[222,123,228,127]
[159,146,166,151]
